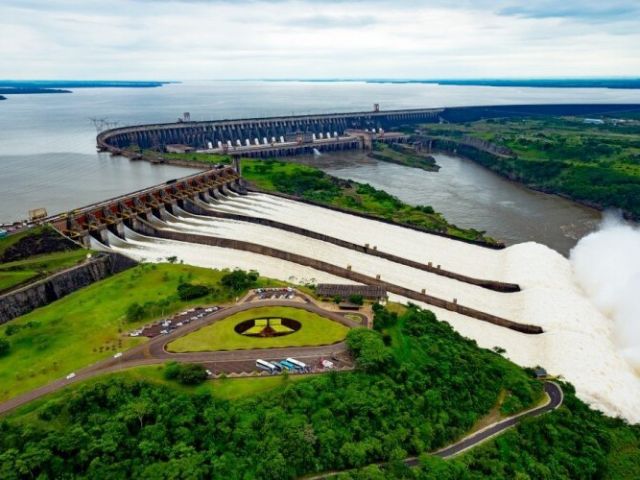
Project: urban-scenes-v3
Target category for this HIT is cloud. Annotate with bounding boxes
[0,0,639,79]
[500,2,640,22]
[281,14,378,29]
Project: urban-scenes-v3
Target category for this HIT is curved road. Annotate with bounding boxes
[0,299,359,416]
[308,382,563,479]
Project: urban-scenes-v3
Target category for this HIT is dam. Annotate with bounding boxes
[48,165,540,335]
[97,106,441,158]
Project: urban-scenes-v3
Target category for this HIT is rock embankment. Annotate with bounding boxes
[0,253,136,324]
[1,226,78,262]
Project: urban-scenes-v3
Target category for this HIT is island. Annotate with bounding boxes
[0,80,171,98]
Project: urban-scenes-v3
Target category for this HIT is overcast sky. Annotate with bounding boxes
[1,0,639,80]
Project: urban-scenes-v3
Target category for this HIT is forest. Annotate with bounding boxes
[419,116,640,219]
[2,304,637,479]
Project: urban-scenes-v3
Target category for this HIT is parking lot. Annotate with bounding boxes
[128,305,222,338]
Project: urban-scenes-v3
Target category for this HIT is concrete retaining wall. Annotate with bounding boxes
[0,253,137,324]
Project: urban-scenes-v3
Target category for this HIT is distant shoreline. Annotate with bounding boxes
[0,80,172,99]
[261,78,640,89]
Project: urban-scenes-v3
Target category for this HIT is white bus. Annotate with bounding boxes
[286,357,307,371]
[256,359,279,374]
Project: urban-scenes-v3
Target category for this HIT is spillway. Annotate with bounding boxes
[104,192,640,423]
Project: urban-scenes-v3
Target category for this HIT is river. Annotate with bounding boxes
[298,151,601,255]
[1,80,631,251]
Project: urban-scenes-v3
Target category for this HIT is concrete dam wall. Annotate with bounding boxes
[0,253,137,324]
[97,107,442,153]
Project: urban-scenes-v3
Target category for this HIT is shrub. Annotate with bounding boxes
[220,269,259,291]
[348,294,364,306]
[4,324,21,336]
[346,329,392,373]
[401,308,437,337]
[177,282,210,301]
[164,362,208,385]
[126,302,147,322]
[372,304,398,331]
[0,338,10,357]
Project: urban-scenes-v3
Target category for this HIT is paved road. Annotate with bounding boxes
[422,381,563,460]
[307,382,563,479]
[0,299,359,416]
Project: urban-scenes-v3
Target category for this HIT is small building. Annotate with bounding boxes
[165,144,194,154]
[28,208,48,222]
[533,367,548,379]
[316,284,387,302]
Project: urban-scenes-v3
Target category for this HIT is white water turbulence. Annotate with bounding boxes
[571,214,640,372]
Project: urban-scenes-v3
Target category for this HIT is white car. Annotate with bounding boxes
[113,352,123,359]
[66,373,76,380]
[176,322,183,327]
[322,360,334,369]
[206,369,213,376]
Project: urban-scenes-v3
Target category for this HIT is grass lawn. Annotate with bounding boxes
[0,249,89,292]
[167,306,350,352]
[0,263,276,402]
[211,374,309,400]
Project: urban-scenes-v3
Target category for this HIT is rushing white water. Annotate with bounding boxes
[571,214,640,372]
[106,193,640,422]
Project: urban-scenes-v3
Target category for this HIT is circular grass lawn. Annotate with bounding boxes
[167,306,350,352]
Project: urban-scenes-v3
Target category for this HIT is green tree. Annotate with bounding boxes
[220,269,259,291]
[177,282,210,301]
[125,302,146,322]
[348,294,364,306]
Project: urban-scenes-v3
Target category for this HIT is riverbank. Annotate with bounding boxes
[369,142,440,171]
[417,116,640,221]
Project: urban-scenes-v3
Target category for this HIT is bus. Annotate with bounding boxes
[278,360,298,372]
[286,357,308,372]
[256,359,279,374]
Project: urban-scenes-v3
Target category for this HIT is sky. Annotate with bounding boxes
[1,0,639,80]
